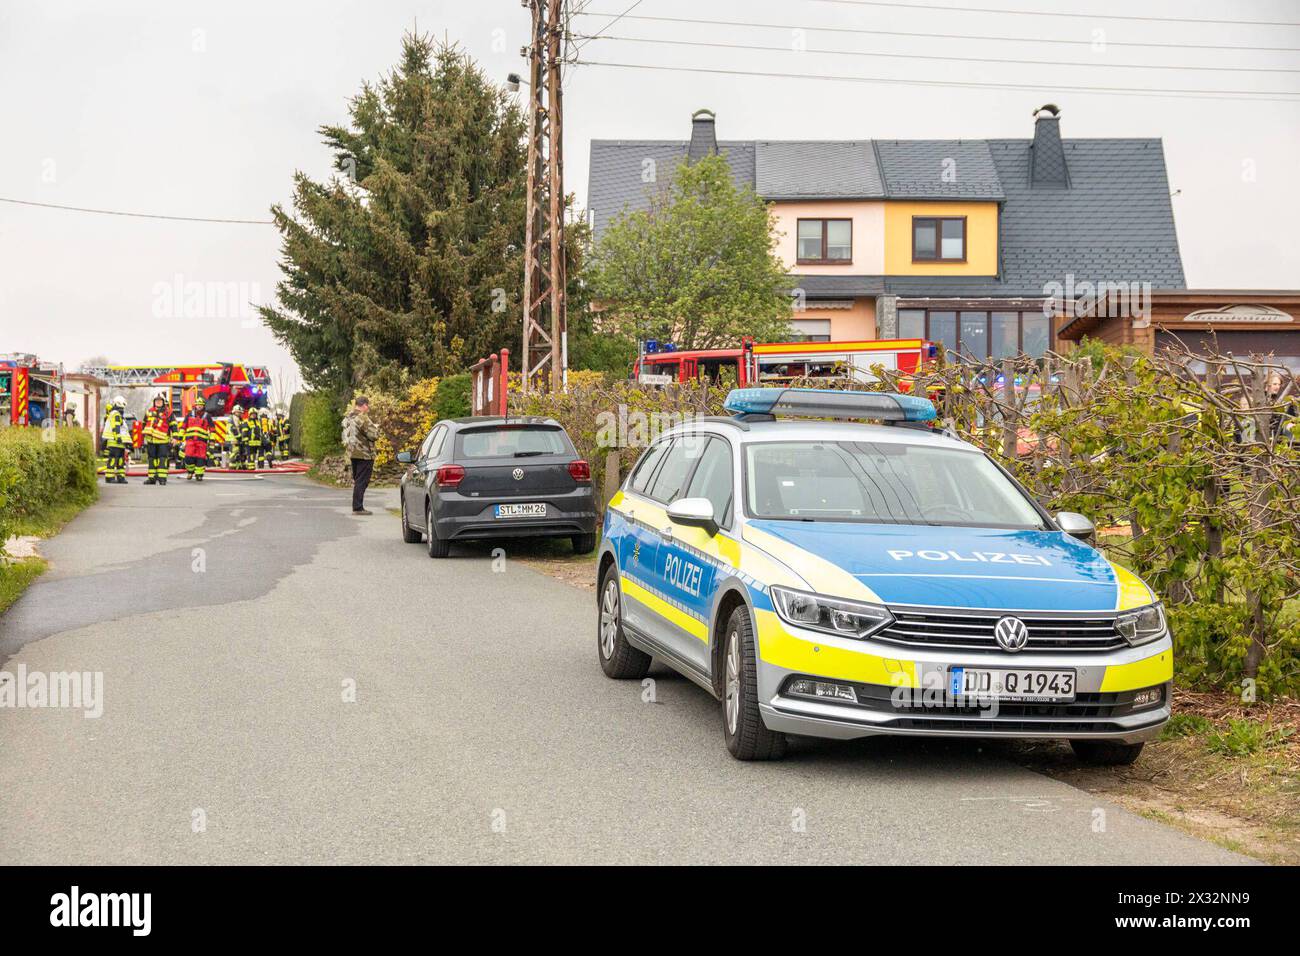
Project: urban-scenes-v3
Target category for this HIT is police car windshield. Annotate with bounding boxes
[744,440,1046,529]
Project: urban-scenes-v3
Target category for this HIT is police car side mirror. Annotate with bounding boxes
[396,451,413,464]
[667,497,718,536]
[1056,511,1095,542]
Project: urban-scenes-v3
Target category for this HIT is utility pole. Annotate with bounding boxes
[521,0,567,393]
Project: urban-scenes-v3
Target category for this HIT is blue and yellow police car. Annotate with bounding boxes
[596,388,1172,763]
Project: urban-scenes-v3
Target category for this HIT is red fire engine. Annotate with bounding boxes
[631,337,937,387]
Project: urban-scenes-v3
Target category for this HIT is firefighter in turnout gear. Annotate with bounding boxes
[169,411,185,469]
[141,393,172,485]
[101,396,130,484]
[275,410,290,461]
[245,406,264,470]
[257,409,274,468]
[229,405,247,471]
[183,396,214,481]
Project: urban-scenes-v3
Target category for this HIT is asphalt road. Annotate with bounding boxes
[0,476,1248,864]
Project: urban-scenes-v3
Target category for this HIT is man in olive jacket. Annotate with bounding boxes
[342,397,380,515]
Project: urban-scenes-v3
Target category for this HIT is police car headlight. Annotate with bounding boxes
[771,586,893,640]
[1116,603,1167,647]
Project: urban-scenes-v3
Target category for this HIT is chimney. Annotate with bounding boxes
[687,108,718,162]
[1029,104,1069,189]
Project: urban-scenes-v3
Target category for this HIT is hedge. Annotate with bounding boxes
[287,392,308,455]
[0,427,98,546]
[301,394,343,460]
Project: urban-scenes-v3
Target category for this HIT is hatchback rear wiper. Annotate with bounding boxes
[513,451,546,457]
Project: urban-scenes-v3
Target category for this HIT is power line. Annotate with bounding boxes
[571,11,1300,53]
[812,0,1300,28]
[574,58,1300,103]
[0,196,274,225]
[578,32,1300,74]
[572,0,646,53]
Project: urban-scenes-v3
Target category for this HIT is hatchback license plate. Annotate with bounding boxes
[949,667,1076,702]
[495,503,546,518]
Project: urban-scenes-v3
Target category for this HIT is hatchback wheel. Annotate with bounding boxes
[597,566,651,679]
[571,532,597,555]
[401,495,423,543]
[722,606,786,761]
[425,502,449,558]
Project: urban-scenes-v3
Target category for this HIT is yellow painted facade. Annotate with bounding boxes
[880,201,1000,276]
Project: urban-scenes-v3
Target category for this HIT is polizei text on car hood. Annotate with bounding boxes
[744,520,1148,612]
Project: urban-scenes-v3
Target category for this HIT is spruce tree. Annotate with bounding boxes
[260,34,583,396]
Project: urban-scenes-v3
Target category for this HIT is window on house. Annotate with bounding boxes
[899,308,1054,360]
[796,219,852,263]
[912,217,966,262]
[790,319,832,342]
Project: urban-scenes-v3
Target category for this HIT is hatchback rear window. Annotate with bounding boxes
[457,426,569,459]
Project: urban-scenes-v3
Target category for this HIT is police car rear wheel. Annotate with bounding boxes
[722,607,786,761]
[598,569,651,680]
[1070,739,1144,766]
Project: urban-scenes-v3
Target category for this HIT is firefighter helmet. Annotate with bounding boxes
[194,395,206,408]
[111,395,126,409]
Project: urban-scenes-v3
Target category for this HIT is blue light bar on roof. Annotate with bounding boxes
[723,387,936,423]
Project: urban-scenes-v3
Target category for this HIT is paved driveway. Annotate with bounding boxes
[0,477,1249,864]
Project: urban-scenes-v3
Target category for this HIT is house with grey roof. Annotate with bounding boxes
[587,106,1186,359]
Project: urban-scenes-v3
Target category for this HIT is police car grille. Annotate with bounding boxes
[877,609,1125,652]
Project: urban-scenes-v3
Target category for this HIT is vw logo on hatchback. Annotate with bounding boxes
[993,616,1029,652]
[512,467,524,481]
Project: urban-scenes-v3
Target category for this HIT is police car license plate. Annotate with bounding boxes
[495,503,546,518]
[949,667,1076,703]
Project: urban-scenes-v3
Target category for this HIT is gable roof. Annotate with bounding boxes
[588,130,1185,295]
[874,140,1004,200]
[754,141,884,200]
[886,138,1185,296]
[587,140,754,240]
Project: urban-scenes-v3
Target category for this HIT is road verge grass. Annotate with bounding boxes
[1009,689,1299,863]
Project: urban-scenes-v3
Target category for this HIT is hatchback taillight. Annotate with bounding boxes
[435,464,466,488]
[568,459,591,482]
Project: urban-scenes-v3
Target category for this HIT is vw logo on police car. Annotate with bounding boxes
[993,616,1030,652]
[512,467,524,481]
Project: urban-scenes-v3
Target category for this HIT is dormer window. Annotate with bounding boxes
[912,217,966,262]
[797,219,852,264]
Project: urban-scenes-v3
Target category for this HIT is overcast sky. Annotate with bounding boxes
[2,0,1297,387]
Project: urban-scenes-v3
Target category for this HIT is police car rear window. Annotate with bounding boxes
[744,441,1045,529]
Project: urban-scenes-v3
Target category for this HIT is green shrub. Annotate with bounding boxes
[287,392,308,455]
[301,394,342,460]
[1206,719,1293,757]
[0,427,98,546]
[433,374,472,421]
[1161,713,1213,739]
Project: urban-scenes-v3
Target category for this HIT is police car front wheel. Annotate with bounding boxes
[598,568,651,680]
[722,607,786,761]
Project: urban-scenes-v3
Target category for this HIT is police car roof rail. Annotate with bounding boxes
[693,415,754,431]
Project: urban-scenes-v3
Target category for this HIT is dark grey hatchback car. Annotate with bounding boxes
[396,417,598,558]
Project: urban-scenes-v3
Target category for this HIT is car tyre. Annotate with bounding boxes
[597,566,651,679]
[722,605,786,761]
[401,497,423,543]
[1070,739,1144,766]
[571,532,597,555]
[425,502,449,559]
